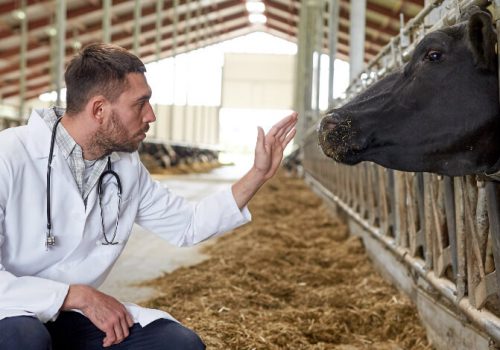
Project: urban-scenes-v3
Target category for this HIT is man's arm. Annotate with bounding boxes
[231,112,298,209]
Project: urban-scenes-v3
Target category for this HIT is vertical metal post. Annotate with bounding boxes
[55,0,66,107]
[19,0,27,119]
[495,0,500,103]
[133,0,141,55]
[443,176,457,276]
[169,0,179,141]
[327,0,339,108]
[201,4,210,144]
[103,0,111,43]
[155,0,163,58]
[183,0,191,142]
[293,0,307,140]
[192,3,202,144]
[490,0,500,301]
[305,1,318,125]
[348,0,366,82]
[151,0,163,140]
[313,2,323,115]
[486,182,500,292]
[295,0,317,141]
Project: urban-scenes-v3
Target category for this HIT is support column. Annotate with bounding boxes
[19,0,27,119]
[313,2,323,115]
[327,0,339,108]
[151,0,163,140]
[103,0,111,43]
[182,0,191,142]
[55,0,66,107]
[294,0,318,141]
[155,0,163,58]
[348,0,366,82]
[169,0,179,141]
[133,0,141,55]
[293,0,307,140]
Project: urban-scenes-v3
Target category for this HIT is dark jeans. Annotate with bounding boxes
[0,312,206,350]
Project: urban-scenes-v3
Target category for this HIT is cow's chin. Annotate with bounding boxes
[318,128,365,164]
[318,141,363,165]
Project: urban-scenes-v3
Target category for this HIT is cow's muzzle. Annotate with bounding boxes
[318,110,363,164]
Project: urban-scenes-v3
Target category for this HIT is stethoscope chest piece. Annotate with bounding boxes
[46,231,55,250]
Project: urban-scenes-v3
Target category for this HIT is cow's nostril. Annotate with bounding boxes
[323,119,337,131]
[321,112,341,132]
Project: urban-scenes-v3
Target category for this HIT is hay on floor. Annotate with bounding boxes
[141,173,432,349]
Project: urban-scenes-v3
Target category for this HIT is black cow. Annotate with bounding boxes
[318,7,500,177]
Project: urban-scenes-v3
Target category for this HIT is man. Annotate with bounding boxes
[0,43,297,349]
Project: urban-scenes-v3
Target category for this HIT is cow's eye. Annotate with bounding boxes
[424,50,442,62]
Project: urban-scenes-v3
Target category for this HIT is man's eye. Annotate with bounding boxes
[424,50,442,62]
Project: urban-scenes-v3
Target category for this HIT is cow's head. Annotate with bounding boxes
[318,8,500,176]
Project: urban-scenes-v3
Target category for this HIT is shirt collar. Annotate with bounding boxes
[40,106,77,160]
[30,107,121,163]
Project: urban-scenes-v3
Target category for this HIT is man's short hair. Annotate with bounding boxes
[65,43,146,114]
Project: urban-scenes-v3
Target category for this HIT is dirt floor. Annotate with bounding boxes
[141,172,433,350]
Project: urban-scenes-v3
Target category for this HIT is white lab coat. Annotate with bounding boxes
[0,109,251,326]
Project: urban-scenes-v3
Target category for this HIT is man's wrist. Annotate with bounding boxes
[231,167,268,209]
[249,166,268,185]
[62,284,90,311]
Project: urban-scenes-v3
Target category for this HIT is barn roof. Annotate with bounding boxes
[0,0,424,103]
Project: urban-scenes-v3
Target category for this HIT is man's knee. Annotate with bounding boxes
[0,316,51,350]
[149,319,205,350]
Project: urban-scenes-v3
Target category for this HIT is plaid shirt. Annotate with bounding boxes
[41,107,109,201]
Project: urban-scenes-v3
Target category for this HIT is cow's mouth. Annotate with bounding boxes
[318,114,365,164]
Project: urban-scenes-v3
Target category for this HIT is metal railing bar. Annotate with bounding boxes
[305,172,500,343]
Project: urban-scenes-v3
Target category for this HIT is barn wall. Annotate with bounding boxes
[149,104,219,146]
[221,53,295,109]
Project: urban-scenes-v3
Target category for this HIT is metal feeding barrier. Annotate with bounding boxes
[301,0,500,346]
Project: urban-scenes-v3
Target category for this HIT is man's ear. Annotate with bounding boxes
[87,96,107,124]
[467,10,497,71]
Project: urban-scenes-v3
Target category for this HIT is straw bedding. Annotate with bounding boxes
[141,172,432,349]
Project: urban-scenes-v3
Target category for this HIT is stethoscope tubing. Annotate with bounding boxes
[46,116,122,248]
[97,158,122,245]
[46,116,64,247]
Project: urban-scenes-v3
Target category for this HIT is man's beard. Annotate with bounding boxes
[90,110,141,157]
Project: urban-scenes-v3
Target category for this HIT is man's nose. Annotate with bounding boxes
[144,103,156,123]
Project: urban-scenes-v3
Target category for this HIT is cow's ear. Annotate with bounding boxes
[467,10,497,71]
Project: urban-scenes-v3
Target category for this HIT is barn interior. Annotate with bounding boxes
[1,0,500,349]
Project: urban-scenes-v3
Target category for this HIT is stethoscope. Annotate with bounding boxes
[46,116,122,249]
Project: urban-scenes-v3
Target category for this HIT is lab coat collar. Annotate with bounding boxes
[27,108,53,159]
[26,108,121,163]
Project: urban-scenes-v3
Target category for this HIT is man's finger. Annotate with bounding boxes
[278,120,297,143]
[120,314,131,339]
[282,128,297,148]
[267,112,298,138]
[114,322,126,344]
[103,329,116,348]
[256,126,266,153]
[126,313,134,328]
[274,119,294,140]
